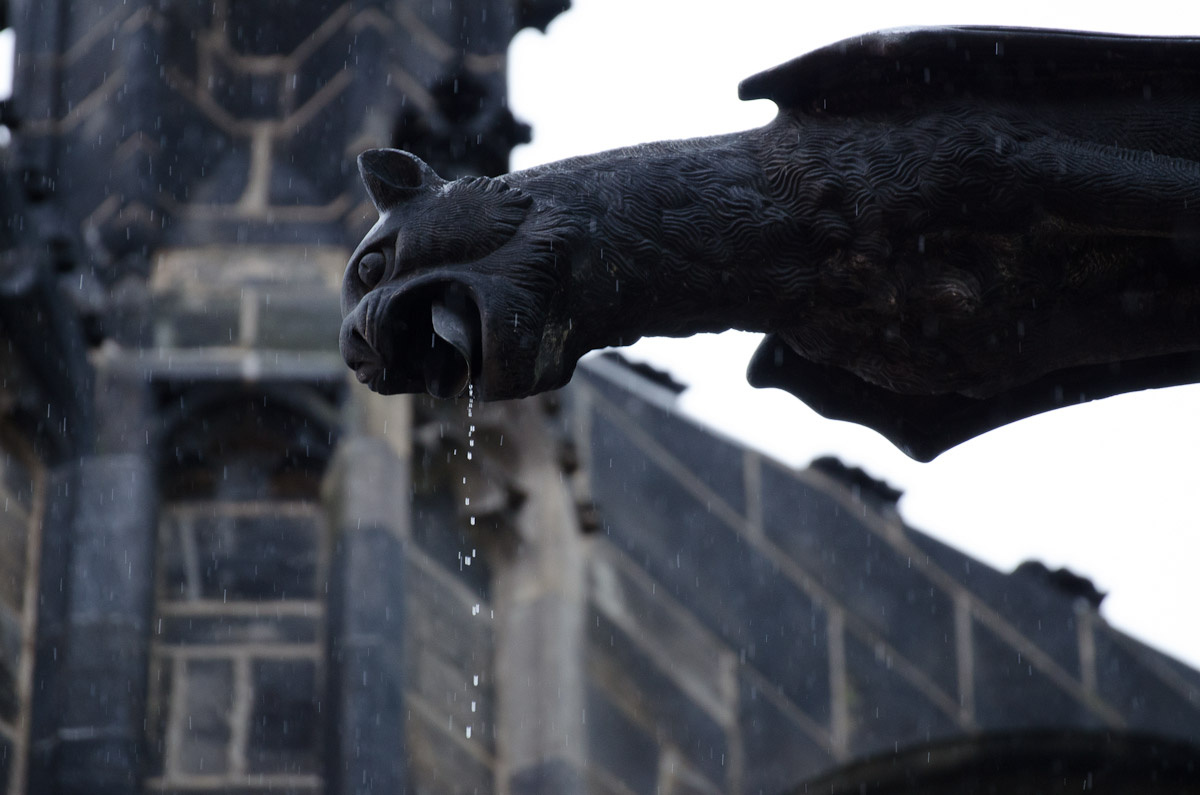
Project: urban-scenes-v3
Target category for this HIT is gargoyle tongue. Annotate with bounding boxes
[424,292,481,399]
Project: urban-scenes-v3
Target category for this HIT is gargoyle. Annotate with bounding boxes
[340,26,1200,461]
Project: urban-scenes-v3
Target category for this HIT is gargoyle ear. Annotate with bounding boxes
[358,149,446,212]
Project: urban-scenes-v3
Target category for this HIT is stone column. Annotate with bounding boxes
[324,436,409,795]
[490,398,589,795]
[25,462,78,793]
[53,360,157,795]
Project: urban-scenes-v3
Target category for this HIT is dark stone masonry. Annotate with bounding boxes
[0,2,1194,793]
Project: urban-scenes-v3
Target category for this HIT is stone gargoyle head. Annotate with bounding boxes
[339,149,579,401]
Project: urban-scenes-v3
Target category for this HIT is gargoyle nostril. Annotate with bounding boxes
[358,251,386,289]
[349,326,372,356]
[339,319,369,362]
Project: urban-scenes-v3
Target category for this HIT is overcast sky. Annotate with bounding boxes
[509,1,1200,667]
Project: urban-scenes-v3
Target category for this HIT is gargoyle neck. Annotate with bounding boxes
[510,129,789,352]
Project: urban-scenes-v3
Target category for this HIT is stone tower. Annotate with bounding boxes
[0,1,566,792]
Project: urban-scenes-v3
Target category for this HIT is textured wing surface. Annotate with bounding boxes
[740,27,1200,121]
[741,28,1200,458]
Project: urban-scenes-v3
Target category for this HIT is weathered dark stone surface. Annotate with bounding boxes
[738,672,838,793]
[580,364,747,516]
[971,621,1105,731]
[405,707,494,795]
[0,733,12,793]
[508,759,589,795]
[26,464,79,794]
[906,530,1088,678]
[1092,630,1200,740]
[585,682,661,795]
[325,438,409,795]
[54,442,157,795]
[249,659,321,774]
[761,462,960,697]
[842,633,961,758]
[342,27,1200,459]
[159,511,322,601]
[588,410,832,721]
[586,608,728,788]
[571,359,1200,793]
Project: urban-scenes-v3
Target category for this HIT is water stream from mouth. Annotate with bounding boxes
[464,384,479,741]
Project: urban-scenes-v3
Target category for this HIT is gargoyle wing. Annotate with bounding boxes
[741,27,1200,460]
[740,27,1200,126]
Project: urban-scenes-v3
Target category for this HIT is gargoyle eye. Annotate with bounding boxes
[358,251,387,289]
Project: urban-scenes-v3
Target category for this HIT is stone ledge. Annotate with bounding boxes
[151,246,348,292]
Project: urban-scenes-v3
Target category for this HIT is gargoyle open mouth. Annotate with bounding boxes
[340,281,482,399]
